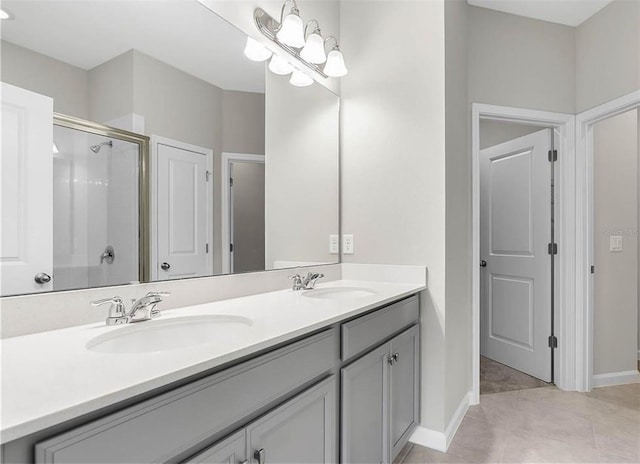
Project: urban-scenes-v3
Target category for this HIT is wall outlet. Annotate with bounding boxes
[343,234,354,254]
[329,235,339,254]
[609,235,623,252]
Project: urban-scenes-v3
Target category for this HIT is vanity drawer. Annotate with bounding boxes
[35,330,337,464]
[341,295,419,361]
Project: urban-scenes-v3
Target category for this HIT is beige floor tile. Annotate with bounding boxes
[466,390,520,428]
[593,419,640,462]
[510,399,597,447]
[395,443,414,464]
[401,444,471,463]
[500,430,600,463]
[445,417,509,463]
[597,450,640,463]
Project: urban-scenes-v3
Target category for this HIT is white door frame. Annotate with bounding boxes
[471,103,575,403]
[221,152,265,274]
[575,90,640,391]
[150,135,214,281]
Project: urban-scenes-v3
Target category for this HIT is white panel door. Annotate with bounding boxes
[1,83,54,295]
[156,142,209,280]
[480,128,552,382]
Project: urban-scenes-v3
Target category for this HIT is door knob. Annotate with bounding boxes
[34,273,52,284]
[160,262,171,271]
[480,260,487,268]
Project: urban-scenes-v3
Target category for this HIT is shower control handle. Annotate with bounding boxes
[161,262,171,271]
[34,273,52,284]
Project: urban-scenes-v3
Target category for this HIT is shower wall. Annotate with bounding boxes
[52,125,138,291]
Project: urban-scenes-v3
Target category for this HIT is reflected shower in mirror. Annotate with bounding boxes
[0,0,339,297]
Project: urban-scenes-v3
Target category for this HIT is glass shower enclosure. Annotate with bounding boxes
[52,115,148,291]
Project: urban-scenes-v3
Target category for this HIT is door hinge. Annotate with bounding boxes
[206,243,209,253]
[548,149,558,162]
[206,170,211,181]
[548,243,558,255]
[590,265,595,274]
[230,177,234,187]
[230,243,234,253]
[548,335,558,349]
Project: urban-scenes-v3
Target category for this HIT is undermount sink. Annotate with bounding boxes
[86,315,253,354]
[302,287,377,300]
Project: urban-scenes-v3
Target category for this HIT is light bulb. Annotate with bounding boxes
[300,32,326,64]
[276,10,305,48]
[0,8,13,20]
[289,70,313,87]
[243,37,272,62]
[324,49,348,77]
[269,55,294,75]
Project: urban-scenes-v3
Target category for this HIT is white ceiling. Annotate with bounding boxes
[1,0,265,93]
[467,0,614,27]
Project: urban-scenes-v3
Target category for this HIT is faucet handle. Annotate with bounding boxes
[91,296,127,324]
[145,291,171,298]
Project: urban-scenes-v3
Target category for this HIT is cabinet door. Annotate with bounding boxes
[247,376,336,464]
[390,325,420,458]
[185,430,247,464]
[341,343,390,464]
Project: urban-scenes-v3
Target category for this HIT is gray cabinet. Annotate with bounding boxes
[186,430,247,464]
[187,377,336,464]
[247,376,336,464]
[341,325,420,464]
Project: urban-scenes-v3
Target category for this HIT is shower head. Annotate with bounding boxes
[90,140,113,153]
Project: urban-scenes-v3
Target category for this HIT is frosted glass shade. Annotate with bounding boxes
[276,12,305,48]
[268,55,294,75]
[52,143,59,154]
[244,37,272,62]
[300,32,326,64]
[289,70,313,87]
[324,49,347,77]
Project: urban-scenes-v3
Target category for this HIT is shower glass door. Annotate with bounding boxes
[52,121,144,291]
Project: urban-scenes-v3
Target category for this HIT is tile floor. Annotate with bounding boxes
[480,356,550,395]
[397,382,640,463]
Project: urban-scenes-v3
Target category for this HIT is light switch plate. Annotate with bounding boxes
[329,235,339,254]
[610,235,623,252]
[343,234,354,254]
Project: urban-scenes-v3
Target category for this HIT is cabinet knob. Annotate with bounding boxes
[393,353,400,363]
[254,448,265,464]
[388,356,395,366]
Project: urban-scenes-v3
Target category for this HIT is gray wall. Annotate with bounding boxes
[0,40,89,118]
[231,162,265,273]
[576,0,640,112]
[479,120,543,150]
[264,72,339,268]
[468,5,576,114]
[593,109,638,375]
[222,89,265,155]
[444,0,472,428]
[88,51,134,124]
[341,0,448,431]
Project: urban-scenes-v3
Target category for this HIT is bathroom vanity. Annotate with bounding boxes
[1,282,423,464]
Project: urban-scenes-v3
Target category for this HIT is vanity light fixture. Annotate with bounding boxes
[243,37,272,62]
[289,70,313,87]
[268,54,294,75]
[323,36,348,77]
[251,3,347,86]
[276,0,305,48]
[0,8,14,20]
[300,20,326,64]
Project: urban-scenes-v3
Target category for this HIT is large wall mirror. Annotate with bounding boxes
[0,0,339,297]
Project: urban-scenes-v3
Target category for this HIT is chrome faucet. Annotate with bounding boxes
[128,292,170,322]
[289,272,325,291]
[91,291,170,326]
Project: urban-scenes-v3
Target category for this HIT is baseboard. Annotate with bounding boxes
[409,391,471,452]
[593,370,640,387]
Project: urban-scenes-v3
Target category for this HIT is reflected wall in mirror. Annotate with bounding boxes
[0,0,339,297]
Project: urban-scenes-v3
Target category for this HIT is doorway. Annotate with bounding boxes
[150,135,213,281]
[471,103,575,403]
[479,123,555,393]
[221,153,265,274]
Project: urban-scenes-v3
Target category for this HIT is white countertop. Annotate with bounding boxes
[0,279,424,444]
